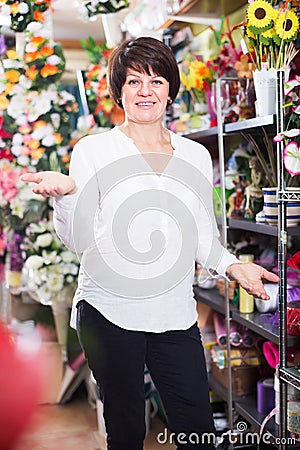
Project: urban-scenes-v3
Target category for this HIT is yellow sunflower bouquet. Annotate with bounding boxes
[244,0,299,70]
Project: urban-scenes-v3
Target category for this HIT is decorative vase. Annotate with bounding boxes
[263,187,300,227]
[101,12,123,48]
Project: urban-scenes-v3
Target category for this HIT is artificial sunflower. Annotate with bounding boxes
[274,9,299,45]
[261,25,276,45]
[247,0,275,33]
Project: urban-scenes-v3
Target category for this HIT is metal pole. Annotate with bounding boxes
[276,69,287,450]
[216,78,234,439]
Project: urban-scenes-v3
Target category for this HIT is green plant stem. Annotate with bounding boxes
[262,127,277,184]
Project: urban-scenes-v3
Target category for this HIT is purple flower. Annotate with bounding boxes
[0,35,7,56]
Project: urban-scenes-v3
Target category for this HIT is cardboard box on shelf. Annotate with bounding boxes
[211,363,259,396]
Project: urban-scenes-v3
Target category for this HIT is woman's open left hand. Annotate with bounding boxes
[20,171,77,199]
[226,262,279,300]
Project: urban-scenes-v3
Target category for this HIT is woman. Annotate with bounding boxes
[21,37,279,450]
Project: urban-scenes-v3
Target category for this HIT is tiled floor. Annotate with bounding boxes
[14,392,176,450]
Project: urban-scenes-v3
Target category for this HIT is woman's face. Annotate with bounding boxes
[121,68,170,124]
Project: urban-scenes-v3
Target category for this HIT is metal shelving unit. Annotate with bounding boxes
[188,72,300,449]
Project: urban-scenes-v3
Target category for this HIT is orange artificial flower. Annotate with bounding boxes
[30,36,45,46]
[40,45,54,57]
[33,10,44,22]
[25,51,40,63]
[40,64,59,78]
[18,124,32,134]
[5,83,14,94]
[25,66,39,81]
[28,139,40,150]
[31,148,45,159]
[61,154,70,163]
[4,69,20,83]
[0,94,9,110]
[33,120,47,130]
[9,2,19,14]
[53,133,63,144]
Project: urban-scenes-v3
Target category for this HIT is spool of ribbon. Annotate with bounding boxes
[287,301,300,336]
[213,313,227,347]
[262,341,279,369]
[257,378,275,414]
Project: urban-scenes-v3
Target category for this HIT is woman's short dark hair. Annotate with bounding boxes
[108,36,180,108]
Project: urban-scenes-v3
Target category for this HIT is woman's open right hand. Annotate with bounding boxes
[20,171,77,199]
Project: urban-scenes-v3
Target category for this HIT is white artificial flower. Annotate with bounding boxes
[41,250,60,264]
[11,145,23,157]
[60,250,77,264]
[25,255,44,270]
[7,94,27,119]
[27,92,52,122]
[59,90,75,104]
[15,114,28,126]
[50,113,60,128]
[18,2,30,14]
[1,4,11,16]
[18,184,43,202]
[46,54,61,66]
[27,21,43,34]
[32,123,54,140]
[41,134,56,147]
[36,232,53,248]
[62,263,79,276]
[17,155,30,166]
[10,197,25,219]
[26,42,39,53]
[57,146,68,156]
[36,285,52,304]
[12,133,23,145]
[46,272,64,292]
[28,222,47,234]
[18,74,32,90]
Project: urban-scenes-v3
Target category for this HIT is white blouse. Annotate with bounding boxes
[53,126,239,332]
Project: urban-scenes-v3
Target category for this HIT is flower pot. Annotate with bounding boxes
[101,12,123,48]
[263,187,300,227]
[253,68,277,117]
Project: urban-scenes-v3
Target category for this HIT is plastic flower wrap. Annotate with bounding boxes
[243,0,300,70]
[22,220,79,305]
[274,76,300,177]
[76,0,130,21]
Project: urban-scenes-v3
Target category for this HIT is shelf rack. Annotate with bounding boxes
[187,72,300,449]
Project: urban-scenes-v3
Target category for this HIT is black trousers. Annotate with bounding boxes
[76,300,216,450]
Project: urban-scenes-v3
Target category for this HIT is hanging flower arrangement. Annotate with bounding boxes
[243,0,300,70]
[22,219,79,305]
[24,35,66,88]
[75,0,130,21]
[0,0,51,32]
[0,48,78,172]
